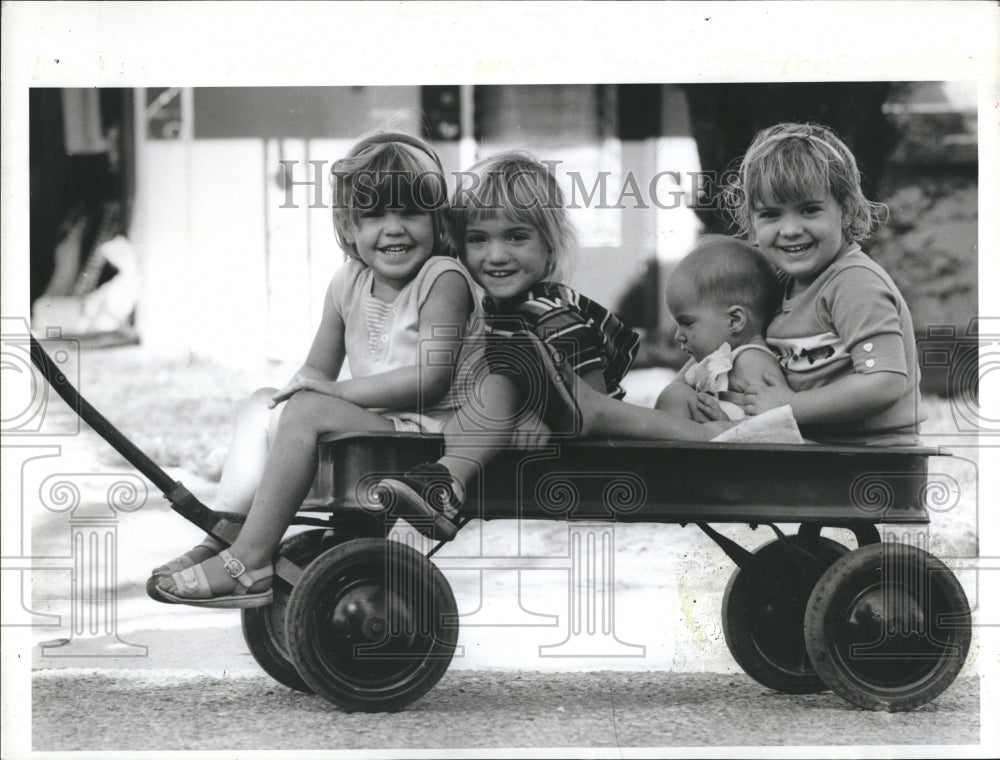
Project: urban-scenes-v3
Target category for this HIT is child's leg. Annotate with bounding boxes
[512,339,728,441]
[157,391,393,601]
[654,382,699,420]
[579,378,724,440]
[439,372,524,490]
[228,391,394,568]
[151,387,284,577]
[377,373,525,540]
[214,387,284,514]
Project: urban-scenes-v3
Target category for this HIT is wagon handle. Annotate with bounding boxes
[28,335,242,545]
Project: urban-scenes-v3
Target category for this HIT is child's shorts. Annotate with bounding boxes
[384,412,448,435]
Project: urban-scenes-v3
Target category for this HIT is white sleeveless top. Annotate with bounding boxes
[681,342,776,421]
[329,256,476,423]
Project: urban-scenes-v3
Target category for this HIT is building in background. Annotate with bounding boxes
[30,85,705,364]
[29,84,978,387]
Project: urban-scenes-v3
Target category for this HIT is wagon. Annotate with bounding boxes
[29,337,973,716]
[243,432,972,714]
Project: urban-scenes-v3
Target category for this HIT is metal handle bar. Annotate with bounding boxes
[28,335,242,545]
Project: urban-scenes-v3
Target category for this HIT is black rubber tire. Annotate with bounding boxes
[805,542,972,712]
[284,537,459,712]
[241,530,340,693]
[722,535,850,694]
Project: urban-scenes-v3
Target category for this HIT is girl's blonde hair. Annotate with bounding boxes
[724,122,888,243]
[451,151,576,282]
[330,131,456,260]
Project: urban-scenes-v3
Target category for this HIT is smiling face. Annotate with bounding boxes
[750,189,848,293]
[461,214,551,305]
[348,208,436,296]
[665,273,733,362]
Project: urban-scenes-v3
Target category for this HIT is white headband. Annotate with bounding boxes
[756,132,844,163]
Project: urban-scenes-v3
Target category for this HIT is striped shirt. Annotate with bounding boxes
[483,282,639,399]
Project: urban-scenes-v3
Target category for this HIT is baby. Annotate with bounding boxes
[655,235,785,424]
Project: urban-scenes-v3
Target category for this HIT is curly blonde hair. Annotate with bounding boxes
[723,122,888,243]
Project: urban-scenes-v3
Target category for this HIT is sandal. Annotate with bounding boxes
[146,536,227,604]
[150,535,226,577]
[155,549,273,609]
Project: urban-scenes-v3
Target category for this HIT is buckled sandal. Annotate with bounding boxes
[150,535,226,577]
[147,536,227,604]
[155,549,273,609]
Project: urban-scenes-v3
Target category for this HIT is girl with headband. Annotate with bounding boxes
[151,131,476,606]
[719,122,922,445]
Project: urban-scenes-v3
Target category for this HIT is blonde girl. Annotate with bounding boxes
[152,131,475,606]
[379,152,730,541]
[724,122,921,445]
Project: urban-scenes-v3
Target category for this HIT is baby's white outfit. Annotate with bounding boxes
[682,342,805,444]
[682,342,775,421]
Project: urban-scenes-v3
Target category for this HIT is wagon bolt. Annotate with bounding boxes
[363,616,387,640]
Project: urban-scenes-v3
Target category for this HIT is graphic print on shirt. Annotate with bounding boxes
[767,331,848,373]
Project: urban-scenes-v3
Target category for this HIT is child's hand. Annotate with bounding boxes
[743,372,793,416]
[269,376,342,408]
[695,392,729,421]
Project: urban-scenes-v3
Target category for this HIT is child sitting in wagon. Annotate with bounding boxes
[711,122,923,446]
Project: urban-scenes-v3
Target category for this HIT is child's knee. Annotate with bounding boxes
[277,391,326,432]
[247,386,279,412]
[252,386,277,399]
[240,387,281,432]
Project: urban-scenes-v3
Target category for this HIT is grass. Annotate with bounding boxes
[76,345,294,480]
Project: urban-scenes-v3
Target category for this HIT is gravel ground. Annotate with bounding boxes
[32,670,981,753]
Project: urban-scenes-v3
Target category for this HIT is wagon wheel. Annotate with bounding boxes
[722,535,849,694]
[804,543,971,712]
[285,537,459,712]
[241,529,341,693]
